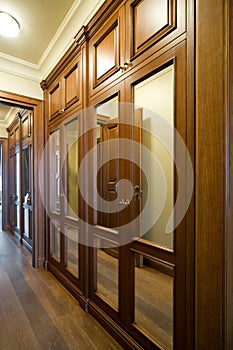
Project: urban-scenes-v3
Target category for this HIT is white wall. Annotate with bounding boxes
[0,127,8,138]
[0,70,43,100]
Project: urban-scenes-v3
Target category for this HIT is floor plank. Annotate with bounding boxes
[0,230,122,350]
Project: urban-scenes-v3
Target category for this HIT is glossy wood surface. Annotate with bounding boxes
[196,1,228,349]
[0,228,122,350]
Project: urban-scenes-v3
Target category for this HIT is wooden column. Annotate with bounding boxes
[196,1,229,349]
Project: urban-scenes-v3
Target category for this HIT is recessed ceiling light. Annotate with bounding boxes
[0,11,20,38]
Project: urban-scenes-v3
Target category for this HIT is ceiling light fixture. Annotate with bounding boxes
[0,11,20,38]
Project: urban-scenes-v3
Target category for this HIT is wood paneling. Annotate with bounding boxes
[15,124,20,144]
[227,3,233,349]
[22,112,32,141]
[48,81,61,120]
[196,1,228,349]
[63,58,81,110]
[96,27,117,80]
[0,137,9,231]
[9,130,15,150]
[92,17,120,88]
[132,0,175,55]
[47,55,82,122]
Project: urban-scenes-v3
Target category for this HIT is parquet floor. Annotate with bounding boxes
[0,228,122,350]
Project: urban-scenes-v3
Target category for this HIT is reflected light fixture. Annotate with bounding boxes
[0,11,20,38]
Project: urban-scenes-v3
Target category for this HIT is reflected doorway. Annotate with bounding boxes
[0,143,2,229]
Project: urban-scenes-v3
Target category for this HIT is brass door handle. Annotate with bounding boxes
[119,198,130,206]
[134,185,142,199]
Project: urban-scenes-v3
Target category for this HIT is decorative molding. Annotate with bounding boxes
[0,66,41,83]
[74,25,88,46]
[37,0,84,70]
[0,52,38,69]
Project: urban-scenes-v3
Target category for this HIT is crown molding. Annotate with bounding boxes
[0,66,40,83]
[0,51,38,69]
[0,0,106,84]
[37,0,84,70]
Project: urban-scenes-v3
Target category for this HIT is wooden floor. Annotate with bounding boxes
[0,228,122,350]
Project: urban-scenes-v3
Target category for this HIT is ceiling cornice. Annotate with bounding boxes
[0,0,106,84]
[37,0,84,70]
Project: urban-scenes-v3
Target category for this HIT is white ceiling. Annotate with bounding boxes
[0,0,77,124]
[0,0,76,65]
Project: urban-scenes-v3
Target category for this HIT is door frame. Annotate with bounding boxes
[0,137,9,232]
[0,90,44,268]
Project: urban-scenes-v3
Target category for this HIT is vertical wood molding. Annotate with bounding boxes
[32,100,44,268]
[0,137,9,231]
[196,1,228,349]
[227,1,233,349]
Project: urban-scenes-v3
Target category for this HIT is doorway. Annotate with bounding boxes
[0,90,44,268]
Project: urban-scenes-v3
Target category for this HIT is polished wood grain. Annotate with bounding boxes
[133,0,170,51]
[227,3,233,349]
[0,229,122,350]
[196,1,228,349]
[0,137,9,232]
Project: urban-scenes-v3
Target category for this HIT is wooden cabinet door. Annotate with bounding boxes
[22,111,32,141]
[62,55,82,112]
[88,6,125,98]
[48,79,62,121]
[123,0,186,73]
[9,130,15,153]
[47,55,82,121]
[122,40,190,350]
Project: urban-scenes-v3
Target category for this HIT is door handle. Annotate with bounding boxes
[119,198,130,206]
[134,185,142,199]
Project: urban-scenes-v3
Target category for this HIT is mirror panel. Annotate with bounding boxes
[50,220,60,261]
[134,254,173,349]
[134,65,174,249]
[64,118,79,219]
[95,236,119,309]
[65,224,79,277]
[49,130,60,213]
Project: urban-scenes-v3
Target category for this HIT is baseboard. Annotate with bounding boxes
[47,262,87,308]
[88,301,144,350]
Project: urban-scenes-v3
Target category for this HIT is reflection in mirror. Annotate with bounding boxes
[16,152,20,229]
[96,96,119,229]
[50,220,60,261]
[95,236,119,309]
[134,65,174,249]
[64,118,78,218]
[65,225,79,277]
[24,207,32,239]
[134,254,173,349]
[16,152,20,200]
[16,206,20,230]
[49,130,60,212]
[23,147,29,197]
